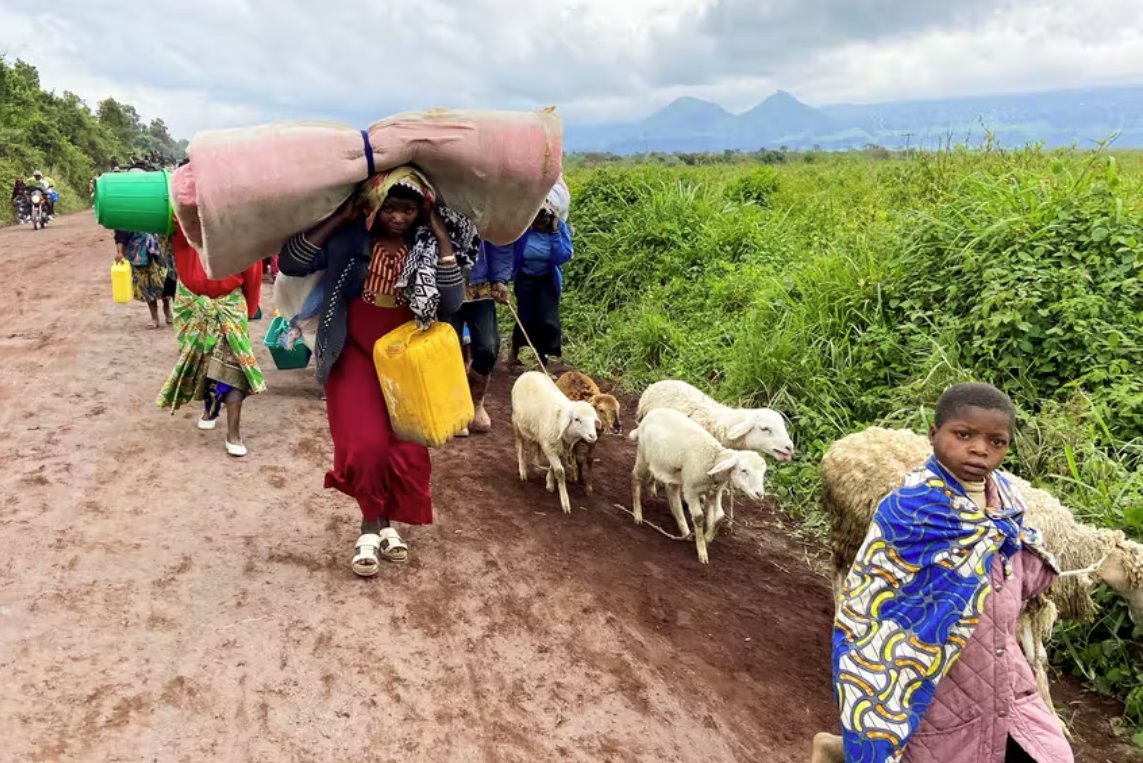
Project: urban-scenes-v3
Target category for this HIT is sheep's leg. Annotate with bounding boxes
[831,572,846,612]
[706,488,726,543]
[542,446,571,514]
[684,487,710,564]
[666,484,691,539]
[1021,600,1068,737]
[632,474,644,525]
[1017,611,1036,664]
[632,453,648,525]
[582,451,594,495]
[566,452,580,484]
[514,431,528,482]
[810,733,844,763]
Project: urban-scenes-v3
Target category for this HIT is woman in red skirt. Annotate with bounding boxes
[279,167,479,576]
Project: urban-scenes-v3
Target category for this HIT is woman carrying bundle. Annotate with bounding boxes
[279,166,478,577]
[156,221,265,457]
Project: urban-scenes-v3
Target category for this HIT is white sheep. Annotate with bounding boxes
[821,425,1143,729]
[636,379,795,461]
[511,371,600,514]
[630,408,768,564]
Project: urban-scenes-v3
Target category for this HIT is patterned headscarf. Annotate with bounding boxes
[352,165,480,329]
[357,166,435,232]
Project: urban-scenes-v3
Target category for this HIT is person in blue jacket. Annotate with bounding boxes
[510,206,572,369]
[448,239,513,434]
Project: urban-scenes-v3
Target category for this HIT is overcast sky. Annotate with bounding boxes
[2,0,1141,138]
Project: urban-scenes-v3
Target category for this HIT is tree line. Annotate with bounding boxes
[2,56,186,221]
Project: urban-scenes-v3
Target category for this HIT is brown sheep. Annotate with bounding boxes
[564,395,624,496]
[590,393,622,435]
[556,371,601,402]
[554,372,624,494]
[556,370,623,435]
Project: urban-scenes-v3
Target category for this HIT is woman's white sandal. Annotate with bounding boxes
[377,527,408,564]
[351,534,382,577]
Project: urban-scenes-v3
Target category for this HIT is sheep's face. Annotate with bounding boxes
[709,452,768,502]
[729,452,768,501]
[561,401,599,445]
[729,410,795,462]
[1099,545,1143,624]
[590,394,622,435]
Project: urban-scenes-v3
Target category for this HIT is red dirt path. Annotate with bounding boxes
[0,213,1136,762]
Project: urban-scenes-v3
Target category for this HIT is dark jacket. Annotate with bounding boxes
[279,223,467,385]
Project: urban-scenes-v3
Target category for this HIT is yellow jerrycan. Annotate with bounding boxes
[111,261,133,303]
[373,320,473,448]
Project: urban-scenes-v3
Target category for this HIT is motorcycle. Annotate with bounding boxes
[29,189,48,230]
[12,194,32,225]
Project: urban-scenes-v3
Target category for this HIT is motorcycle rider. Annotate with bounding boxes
[29,171,57,217]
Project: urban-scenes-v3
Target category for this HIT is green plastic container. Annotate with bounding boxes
[93,170,174,235]
[263,316,312,370]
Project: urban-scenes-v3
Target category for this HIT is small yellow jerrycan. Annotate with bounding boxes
[111,261,132,303]
[373,320,474,448]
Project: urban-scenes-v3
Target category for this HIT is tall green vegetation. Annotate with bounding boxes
[1,56,185,223]
[561,148,1143,739]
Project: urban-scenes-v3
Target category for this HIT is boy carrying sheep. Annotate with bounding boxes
[816,382,1072,763]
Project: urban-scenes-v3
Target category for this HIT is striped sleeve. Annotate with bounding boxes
[436,263,465,317]
[278,233,323,276]
[436,263,463,288]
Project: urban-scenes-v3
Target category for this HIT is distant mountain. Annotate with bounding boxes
[565,85,1143,154]
[641,96,733,134]
[735,90,837,141]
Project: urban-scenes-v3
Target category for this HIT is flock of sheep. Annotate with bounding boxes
[510,371,794,564]
[506,369,1143,732]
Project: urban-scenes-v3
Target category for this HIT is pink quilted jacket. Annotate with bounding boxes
[902,550,1073,763]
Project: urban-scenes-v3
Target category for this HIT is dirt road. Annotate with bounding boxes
[0,213,1136,762]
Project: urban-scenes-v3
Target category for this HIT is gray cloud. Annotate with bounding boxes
[639,0,1018,88]
[1,0,1140,137]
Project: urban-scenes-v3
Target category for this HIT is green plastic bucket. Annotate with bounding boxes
[263,316,312,370]
[93,170,174,235]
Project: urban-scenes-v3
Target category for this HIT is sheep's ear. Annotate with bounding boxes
[557,406,573,436]
[708,455,738,478]
[727,419,753,441]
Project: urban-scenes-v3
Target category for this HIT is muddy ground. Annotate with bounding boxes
[0,213,1136,762]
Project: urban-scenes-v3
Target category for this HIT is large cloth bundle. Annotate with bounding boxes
[173,108,563,278]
